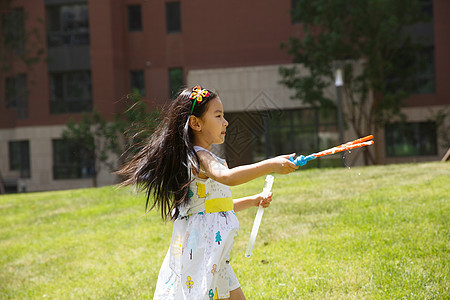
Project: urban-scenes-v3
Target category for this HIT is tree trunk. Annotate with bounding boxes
[363,147,375,165]
[93,159,98,187]
[93,173,98,187]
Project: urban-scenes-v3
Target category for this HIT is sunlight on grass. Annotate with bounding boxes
[0,162,448,299]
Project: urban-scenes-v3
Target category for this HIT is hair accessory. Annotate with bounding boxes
[189,86,210,114]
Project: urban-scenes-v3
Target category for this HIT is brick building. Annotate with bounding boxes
[1,0,449,192]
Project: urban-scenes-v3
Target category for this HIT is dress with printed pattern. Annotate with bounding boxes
[153,146,240,300]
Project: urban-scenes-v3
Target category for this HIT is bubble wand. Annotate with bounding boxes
[245,175,274,257]
[289,135,374,166]
[245,136,374,257]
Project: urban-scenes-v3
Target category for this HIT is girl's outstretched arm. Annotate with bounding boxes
[196,151,298,186]
[233,192,273,212]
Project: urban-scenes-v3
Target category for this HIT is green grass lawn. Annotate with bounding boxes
[1,162,448,299]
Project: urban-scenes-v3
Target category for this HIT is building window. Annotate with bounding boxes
[385,122,437,157]
[265,108,338,159]
[2,7,25,54]
[166,2,181,33]
[291,0,300,24]
[52,139,94,180]
[413,46,435,94]
[168,67,183,98]
[5,74,28,119]
[421,0,433,19]
[9,140,30,178]
[50,70,92,114]
[127,5,142,31]
[46,4,89,47]
[225,107,339,168]
[130,70,145,96]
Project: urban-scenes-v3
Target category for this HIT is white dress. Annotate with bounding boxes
[153,146,240,299]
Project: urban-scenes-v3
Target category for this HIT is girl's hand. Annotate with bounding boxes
[233,192,273,212]
[269,154,299,174]
[256,191,273,208]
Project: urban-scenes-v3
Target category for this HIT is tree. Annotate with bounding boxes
[280,0,431,164]
[1,0,44,73]
[215,231,222,245]
[62,110,112,187]
[61,92,160,187]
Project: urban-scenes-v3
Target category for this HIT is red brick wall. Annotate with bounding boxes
[1,0,448,128]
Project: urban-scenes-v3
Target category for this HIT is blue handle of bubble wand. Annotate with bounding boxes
[288,154,317,167]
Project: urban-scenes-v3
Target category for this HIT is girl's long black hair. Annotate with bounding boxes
[118,87,217,220]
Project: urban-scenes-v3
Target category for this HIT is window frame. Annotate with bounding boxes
[291,0,301,24]
[127,4,143,32]
[2,7,26,54]
[52,139,94,180]
[166,1,181,33]
[385,121,438,157]
[46,3,90,47]
[9,140,31,178]
[130,70,146,96]
[49,70,92,114]
[5,73,28,118]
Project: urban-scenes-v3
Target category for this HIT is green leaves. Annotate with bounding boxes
[281,0,431,164]
[0,4,44,74]
[61,92,161,185]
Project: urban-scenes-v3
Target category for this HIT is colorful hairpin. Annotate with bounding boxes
[189,86,210,114]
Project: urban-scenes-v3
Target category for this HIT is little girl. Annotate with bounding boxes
[119,86,298,299]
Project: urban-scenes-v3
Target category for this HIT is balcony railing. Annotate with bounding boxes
[47,31,90,47]
[50,99,92,114]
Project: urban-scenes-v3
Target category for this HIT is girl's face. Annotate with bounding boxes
[194,97,228,146]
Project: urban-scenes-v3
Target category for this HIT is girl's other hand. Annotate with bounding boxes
[270,154,299,174]
[256,192,273,208]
